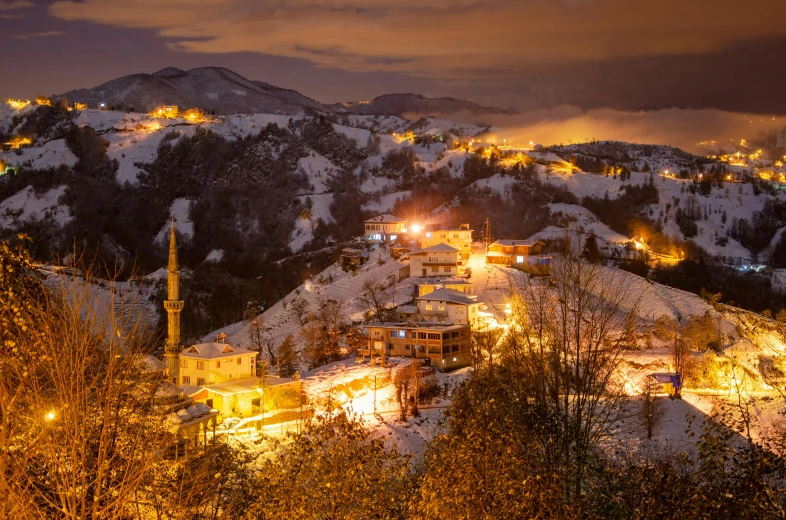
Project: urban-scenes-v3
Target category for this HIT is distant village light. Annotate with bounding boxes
[45,411,55,422]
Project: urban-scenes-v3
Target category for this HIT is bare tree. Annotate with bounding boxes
[0,257,171,519]
[359,279,389,322]
[505,250,641,500]
[472,328,504,376]
[640,377,664,440]
[290,297,309,325]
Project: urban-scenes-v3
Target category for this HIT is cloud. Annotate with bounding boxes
[428,107,786,153]
[13,30,66,40]
[47,0,786,79]
[0,0,33,10]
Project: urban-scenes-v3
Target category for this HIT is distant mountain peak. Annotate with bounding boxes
[152,67,186,78]
[331,92,516,117]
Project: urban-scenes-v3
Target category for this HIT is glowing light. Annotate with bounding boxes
[35,96,51,107]
[4,136,32,150]
[45,411,55,422]
[73,102,88,111]
[411,224,421,233]
[6,98,30,110]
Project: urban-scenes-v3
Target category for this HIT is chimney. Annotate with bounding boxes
[460,223,470,230]
[216,332,227,344]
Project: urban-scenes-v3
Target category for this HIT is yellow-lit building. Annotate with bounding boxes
[153,105,180,118]
[6,98,30,110]
[363,322,472,370]
[364,214,408,243]
[421,224,473,261]
[35,95,52,106]
[73,102,88,111]
[179,340,258,387]
[183,108,204,122]
[409,243,464,278]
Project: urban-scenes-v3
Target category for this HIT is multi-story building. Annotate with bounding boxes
[397,288,482,326]
[421,224,473,260]
[363,322,472,370]
[409,243,464,278]
[364,214,408,243]
[179,339,258,387]
[412,278,474,297]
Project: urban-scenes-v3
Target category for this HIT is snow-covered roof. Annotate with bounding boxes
[417,288,478,305]
[491,239,544,247]
[411,243,460,254]
[364,214,406,224]
[368,321,467,332]
[397,304,418,314]
[181,342,258,360]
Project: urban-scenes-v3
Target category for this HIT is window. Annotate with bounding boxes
[427,333,440,340]
[438,305,446,311]
[182,376,191,385]
[516,255,524,264]
[444,267,451,273]
[426,232,432,238]
[237,357,242,365]
[425,304,433,311]
[399,330,407,338]
[431,267,440,273]
[452,331,459,338]
[180,359,188,368]
[405,344,410,350]
[453,234,459,239]
[205,398,213,408]
[418,332,427,339]
[197,361,204,370]
[197,377,206,386]
[216,361,221,369]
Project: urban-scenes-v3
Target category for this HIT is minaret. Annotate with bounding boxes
[164,219,184,385]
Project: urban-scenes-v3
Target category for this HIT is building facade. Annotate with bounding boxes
[179,340,258,387]
[485,239,544,266]
[415,288,482,326]
[364,214,408,243]
[409,243,464,278]
[421,224,473,260]
[363,322,471,370]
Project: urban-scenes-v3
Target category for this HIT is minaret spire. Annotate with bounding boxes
[164,219,184,384]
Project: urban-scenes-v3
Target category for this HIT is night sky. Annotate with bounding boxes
[3,0,786,113]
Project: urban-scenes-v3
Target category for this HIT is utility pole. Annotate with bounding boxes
[485,218,491,251]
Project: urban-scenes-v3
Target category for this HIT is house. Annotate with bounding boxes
[486,239,545,266]
[179,338,259,387]
[184,108,205,122]
[649,373,682,397]
[415,288,482,326]
[340,248,369,270]
[364,214,408,243]
[153,105,179,118]
[421,224,473,260]
[73,102,88,111]
[362,322,472,370]
[397,288,482,326]
[409,243,464,278]
[187,376,302,419]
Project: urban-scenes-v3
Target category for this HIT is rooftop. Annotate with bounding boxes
[411,243,460,254]
[181,342,258,360]
[491,239,545,247]
[367,321,468,332]
[417,287,478,305]
[364,214,407,224]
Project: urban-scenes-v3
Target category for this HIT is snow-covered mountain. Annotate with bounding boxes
[58,67,326,115]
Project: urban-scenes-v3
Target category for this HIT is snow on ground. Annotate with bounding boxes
[425,148,470,177]
[289,193,335,252]
[0,185,71,228]
[1,139,78,171]
[471,174,517,196]
[204,249,224,263]
[155,198,193,242]
[298,151,337,193]
[360,174,397,194]
[548,203,630,246]
[362,190,412,213]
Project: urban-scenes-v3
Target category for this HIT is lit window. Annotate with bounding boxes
[426,232,432,238]
[426,304,433,311]
[399,330,407,338]
[516,255,524,263]
[197,361,204,370]
[439,306,446,311]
